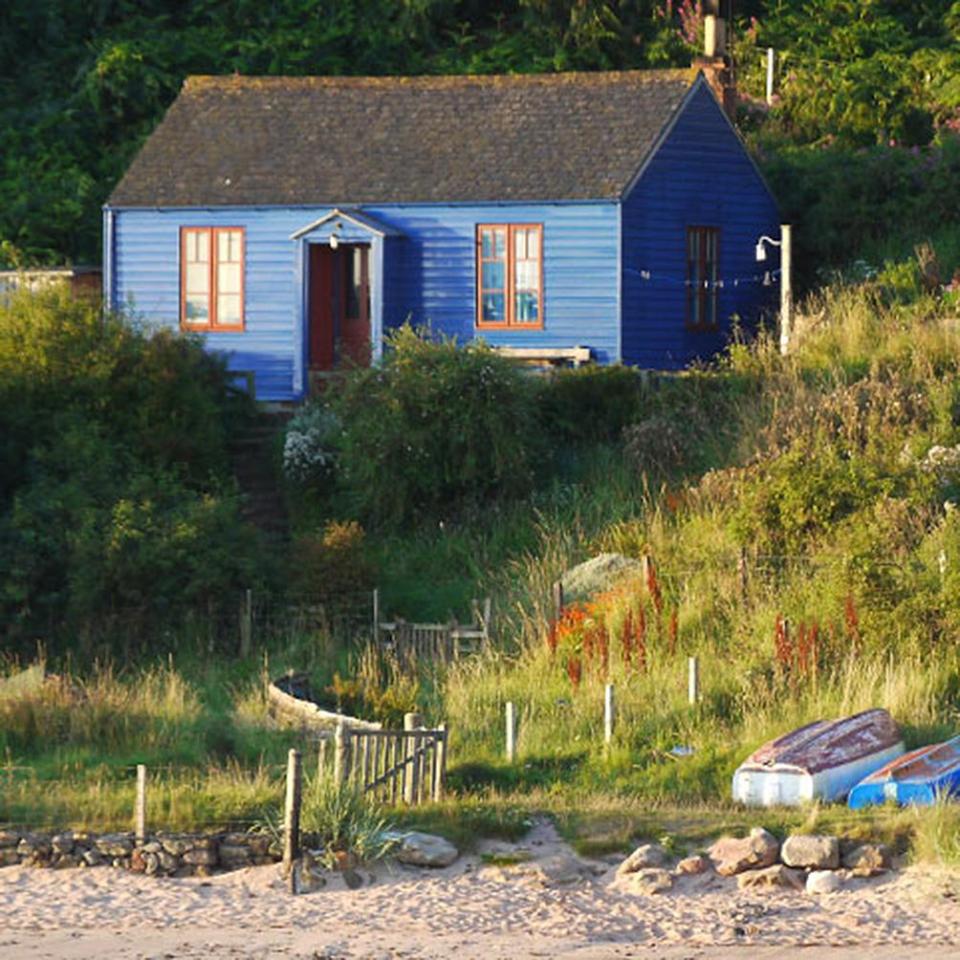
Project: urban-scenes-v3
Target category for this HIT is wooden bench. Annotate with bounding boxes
[493,346,593,368]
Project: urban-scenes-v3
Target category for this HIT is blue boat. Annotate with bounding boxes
[848,735,960,809]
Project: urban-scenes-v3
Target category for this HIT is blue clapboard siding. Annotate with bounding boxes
[621,81,780,368]
[111,201,620,401]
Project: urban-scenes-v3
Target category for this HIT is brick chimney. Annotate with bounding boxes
[692,3,736,120]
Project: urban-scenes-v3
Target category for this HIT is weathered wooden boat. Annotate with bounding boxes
[268,673,381,732]
[848,735,960,809]
[733,708,904,807]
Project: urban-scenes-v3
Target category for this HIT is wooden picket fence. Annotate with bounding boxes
[319,713,447,806]
[373,591,491,663]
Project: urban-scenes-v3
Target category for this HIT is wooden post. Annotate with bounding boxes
[317,737,328,780]
[433,723,447,802]
[404,712,423,805]
[372,588,380,643]
[334,721,348,786]
[604,683,615,745]
[239,588,252,658]
[282,748,302,893]
[134,764,147,844]
[737,546,748,603]
[505,701,517,762]
[688,656,700,706]
[766,47,775,106]
[641,554,652,586]
[552,581,564,624]
[779,224,793,356]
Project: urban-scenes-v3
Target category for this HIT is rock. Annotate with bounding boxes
[183,848,218,867]
[51,832,74,855]
[343,868,364,890]
[157,850,179,873]
[737,865,805,891]
[218,844,252,867]
[807,870,844,895]
[96,834,134,857]
[144,853,160,877]
[81,849,103,867]
[394,832,459,868]
[709,828,779,876]
[160,836,193,856]
[676,855,709,876]
[0,829,21,848]
[129,849,147,873]
[561,553,643,603]
[617,843,667,875]
[842,843,891,877]
[0,849,20,867]
[781,835,840,870]
[141,841,162,855]
[620,868,674,895]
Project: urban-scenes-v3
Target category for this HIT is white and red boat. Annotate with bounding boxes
[733,708,904,807]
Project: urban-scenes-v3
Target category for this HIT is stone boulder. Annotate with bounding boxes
[842,843,891,877]
[737,864,805,891]
[394,832,459,868]
[806,870,844,895]
[561,554,643,603]
[619,868,674,895]
[709,828,779,876]
[781,835,840,870]
[616,843,668,875]
[675,854,709,876]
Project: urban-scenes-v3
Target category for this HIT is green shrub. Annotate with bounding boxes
[538,365,642,443]
[0,288,261,652]
[329,325,541,526]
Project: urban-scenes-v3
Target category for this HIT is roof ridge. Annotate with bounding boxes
[183,69,691,92]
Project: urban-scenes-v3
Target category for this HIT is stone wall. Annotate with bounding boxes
[0,829,280,877]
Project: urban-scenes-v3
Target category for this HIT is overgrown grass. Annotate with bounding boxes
[4,274,960,868]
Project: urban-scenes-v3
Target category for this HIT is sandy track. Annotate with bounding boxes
[2,821,959,959]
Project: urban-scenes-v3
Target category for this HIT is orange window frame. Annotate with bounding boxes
[476,223,544,330]
[180,226,246,332]
[686,226,719,331]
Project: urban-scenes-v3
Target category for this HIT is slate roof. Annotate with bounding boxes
[108,70,695,208]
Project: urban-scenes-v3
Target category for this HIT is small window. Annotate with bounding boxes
[180,227,245,331]
[687,226,719,330]
[477,224,543,328]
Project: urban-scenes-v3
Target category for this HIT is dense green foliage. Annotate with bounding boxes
[322,326,543,527]
[0,288,259,654]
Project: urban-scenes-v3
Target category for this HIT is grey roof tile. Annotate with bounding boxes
[108,70,694,207]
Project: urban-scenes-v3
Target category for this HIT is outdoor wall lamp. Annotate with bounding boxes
[754,224,793,355]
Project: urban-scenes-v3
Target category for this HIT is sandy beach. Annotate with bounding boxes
[2,821,960,959]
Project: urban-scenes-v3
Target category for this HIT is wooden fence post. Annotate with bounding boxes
[604,684,615,745]
[505,701,517,762]
[134,764,147,844]
[433,723,447,802]
[283,748,302,893]
[239,588,253,658]
[737,547,748,604]
[404,712,423,805]
[334,722,348,787]
[317,737,328,780]
[552,582,565,623]
[641,554,652,587]
[372,588,380,642]
[688,656,700,706]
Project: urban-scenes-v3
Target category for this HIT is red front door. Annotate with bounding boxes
[308,243,371,372]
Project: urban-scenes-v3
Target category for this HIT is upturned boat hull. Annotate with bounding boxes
[733,708,904,807]
[848,735,960,809]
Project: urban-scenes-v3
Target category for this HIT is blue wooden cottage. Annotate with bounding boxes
[103,70,779,402]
